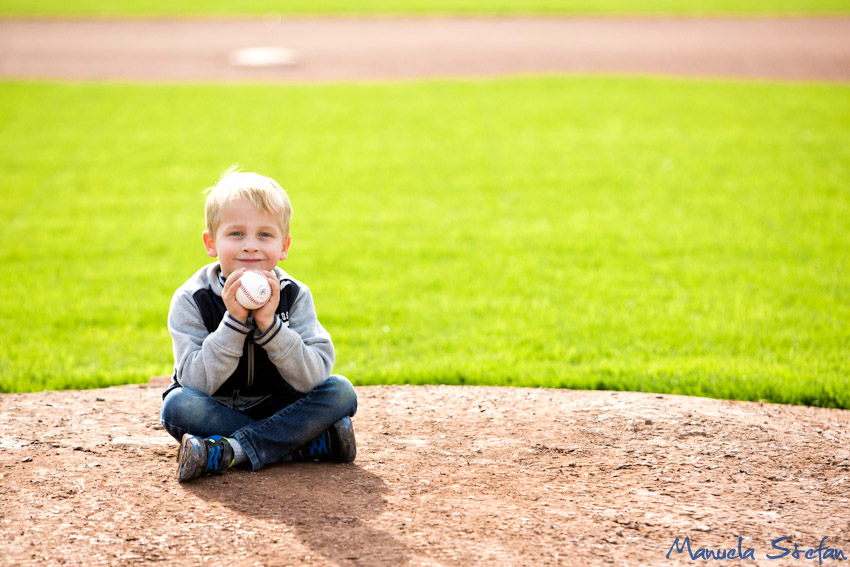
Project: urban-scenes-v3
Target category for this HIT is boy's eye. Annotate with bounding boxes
[259,232,272,238]
[229,231,243,237]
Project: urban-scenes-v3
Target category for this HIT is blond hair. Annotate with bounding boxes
[204,165,292,237]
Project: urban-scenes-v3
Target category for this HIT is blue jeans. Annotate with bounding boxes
[160,375,357,471]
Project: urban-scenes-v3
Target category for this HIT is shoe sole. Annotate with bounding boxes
[333,417,357,463]
[177,433,207,482]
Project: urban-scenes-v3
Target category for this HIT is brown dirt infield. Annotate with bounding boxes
[1,17,849,82]
[2,380,849,566]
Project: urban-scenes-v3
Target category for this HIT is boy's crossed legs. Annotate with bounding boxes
[160,375,357,482]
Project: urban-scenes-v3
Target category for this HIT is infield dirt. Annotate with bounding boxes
[2,17,850,82]
[2,381,849,566]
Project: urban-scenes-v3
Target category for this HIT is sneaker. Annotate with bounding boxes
[177,434,235,482]
[294,417,356,463]
[333,416,357,463]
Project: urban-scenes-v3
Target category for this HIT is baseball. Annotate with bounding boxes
[235,270,272,310]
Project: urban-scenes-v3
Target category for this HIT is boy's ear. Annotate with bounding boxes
[279,235,292,261]
[202,230,218,258]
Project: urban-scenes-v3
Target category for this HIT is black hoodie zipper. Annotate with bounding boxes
[247,341,255,389]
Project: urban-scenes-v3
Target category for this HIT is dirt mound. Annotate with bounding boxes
[2,18,850,82]
[2,382,848,566]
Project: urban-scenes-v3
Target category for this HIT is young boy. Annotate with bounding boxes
[161,167,357,482]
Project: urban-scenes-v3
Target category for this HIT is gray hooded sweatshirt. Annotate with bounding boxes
[167,262,334,399]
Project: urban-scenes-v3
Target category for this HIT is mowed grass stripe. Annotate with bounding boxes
[0,78,847,407]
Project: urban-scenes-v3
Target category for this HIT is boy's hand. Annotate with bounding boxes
[222,268,250,324]
[252,271,280,334]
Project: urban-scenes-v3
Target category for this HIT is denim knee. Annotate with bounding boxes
[326,374,358,418]
[160,387,212,441]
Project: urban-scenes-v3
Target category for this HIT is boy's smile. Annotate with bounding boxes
[202,197,291,277]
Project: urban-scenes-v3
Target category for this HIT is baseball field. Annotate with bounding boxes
[1,2,849,566]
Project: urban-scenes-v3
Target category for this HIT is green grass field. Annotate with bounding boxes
[1,0,848,17]
[1,77,848,407]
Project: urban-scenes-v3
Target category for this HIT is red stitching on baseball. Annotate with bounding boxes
[239,274,269,307]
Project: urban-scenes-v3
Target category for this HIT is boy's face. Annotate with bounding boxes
[202,197,291,278]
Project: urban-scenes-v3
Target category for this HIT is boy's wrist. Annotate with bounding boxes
[224,311,251,329]
[254,314,276,335]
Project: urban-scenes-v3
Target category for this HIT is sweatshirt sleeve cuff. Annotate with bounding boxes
[208,312,251,356]
[255,315,285,347]
[223,312,252,335]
